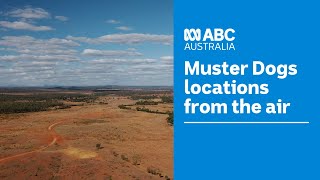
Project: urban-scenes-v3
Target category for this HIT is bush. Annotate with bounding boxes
[118,105,131,110]
[136,106,149,112]
[121,154,129,162]
[96,143,104,150]
[132,154,141,165]
[147,166,161,175]
[166,112,173,125]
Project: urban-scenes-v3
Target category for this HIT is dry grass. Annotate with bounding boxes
[0,93,173,179]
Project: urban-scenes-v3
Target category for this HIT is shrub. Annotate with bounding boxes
[112,151,119,157]
[167,112,173,125]
[121,154,129,162]
[96,143,103,150]
[132,154,141,165]
[118,105,131,110]
[136,107,151,112]
[147,166,161,175]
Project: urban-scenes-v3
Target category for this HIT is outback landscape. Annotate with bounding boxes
[0,87,173,180]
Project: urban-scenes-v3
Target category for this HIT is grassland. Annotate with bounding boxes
[0,88,173,180]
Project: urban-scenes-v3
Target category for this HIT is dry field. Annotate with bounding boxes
[0,91,173,180]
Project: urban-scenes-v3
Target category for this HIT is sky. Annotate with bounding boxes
[0,0,173,86]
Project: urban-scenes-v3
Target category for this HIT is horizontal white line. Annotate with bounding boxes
[184,121,310,124]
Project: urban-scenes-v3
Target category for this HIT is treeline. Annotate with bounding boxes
[95,90,172,98]
[0,101,70,114]
[129,95,173,103]
[136,107,167,114]
[0,93,97,103]
[136,107,174,125]
[135,100,158,105]
[0,93,97,114]
[117,104,174,125]
[132,96,173,104]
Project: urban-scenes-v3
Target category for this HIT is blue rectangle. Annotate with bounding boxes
[174,0,320,179]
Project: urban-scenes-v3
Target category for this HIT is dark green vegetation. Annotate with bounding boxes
[118,104,131,110]
[0,93,96,103]
[136,107,168,115]
[135,107,173,126]
[136,106,174,125]
[95,89,171,98]
[117,93,174,125]
[166,112,173,125]
[0,101,68,114]
[0,88,174,126]
[0,93,96,114]
[147,166,171,180]
[131,95,157,100]
[130,94,173,104]
[160,96,173,103]
[135,100,158,105]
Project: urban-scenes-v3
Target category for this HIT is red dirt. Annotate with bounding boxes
[0,95,173,180]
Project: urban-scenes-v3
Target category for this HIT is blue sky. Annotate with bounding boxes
[0,0,173,86]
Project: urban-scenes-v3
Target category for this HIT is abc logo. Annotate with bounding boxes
[184,28,235,42]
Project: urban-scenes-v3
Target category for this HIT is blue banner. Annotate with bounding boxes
[174,0,320,179]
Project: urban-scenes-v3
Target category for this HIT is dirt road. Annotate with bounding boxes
[0,121,63,163]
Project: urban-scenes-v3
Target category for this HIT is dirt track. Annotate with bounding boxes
[0,121,62,163]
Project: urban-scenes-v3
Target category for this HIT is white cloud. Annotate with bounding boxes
[0,54,79,62]
[0,33,173,86]
[18,61,58,66]
[88,58,157,64]
[0,21,53,31]
[55,16,68,21]
[7,6,50,19]
[0,36,79,54]
[2,7,68,31]
[67,33,173,45]
[106,19,120,24]
[16,48,77,55]
[127,48,137,51]
[116,26,132,31]
[160,56,173,61]
[82,49,142,57]
[0,56,173,86]
[160,56,173,64]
